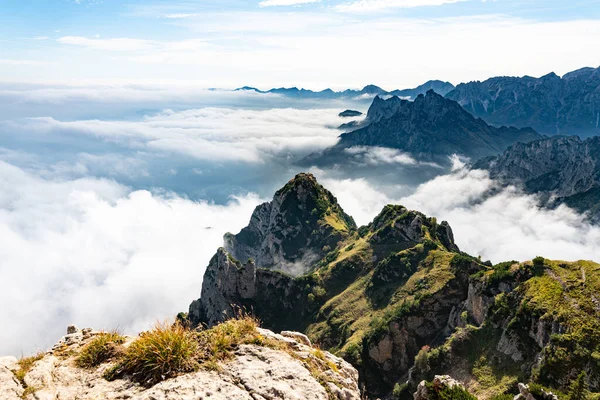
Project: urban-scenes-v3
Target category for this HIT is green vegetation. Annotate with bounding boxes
[76,331,125,369]
[424,381,478,400]
[568,372,590,400]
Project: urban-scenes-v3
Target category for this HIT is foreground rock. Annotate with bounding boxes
[0,326,361,400]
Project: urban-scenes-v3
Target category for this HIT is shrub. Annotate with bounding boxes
[568,372,590,400]
[76,331,125,369]
[425,381,477,400]
[490,395,514,400]
[113,322,199,386]
[414,345,431,372]
[393,382,410,399]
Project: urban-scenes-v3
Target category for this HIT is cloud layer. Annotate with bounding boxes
[0,160,262,356]
[317,163,600,264]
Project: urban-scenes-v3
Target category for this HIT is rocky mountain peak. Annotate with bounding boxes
[367,204,459,253]
[224,173,356,276]
[365,95,405,122]
[334,91,541,161]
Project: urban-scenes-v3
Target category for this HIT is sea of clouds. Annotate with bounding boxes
[1,86,599,355]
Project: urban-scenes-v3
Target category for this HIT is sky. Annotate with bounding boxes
[2,0,600,89]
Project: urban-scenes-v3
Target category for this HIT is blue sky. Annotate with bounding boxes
[2,0,600,88]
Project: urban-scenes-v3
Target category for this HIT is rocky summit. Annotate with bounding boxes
[0,324,361,400]
[223,173,356,275]
[446,66,600,137]
[189,173,600,399]
[475,135,600,221]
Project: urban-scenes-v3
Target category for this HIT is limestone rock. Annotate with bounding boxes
[0,356,23,400]
[414,375,465,400]
[515,383,559,400]
[280,331,311,346]
[0,326,361,400]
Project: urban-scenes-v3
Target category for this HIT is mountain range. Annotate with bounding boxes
[307,90,542,164]
[474,135,600,221]
[442,66,600,138]
[188,173,600,399]
[243,66,600,138]
[236,80,456,100]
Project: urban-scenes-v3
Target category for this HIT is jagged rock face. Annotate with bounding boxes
[409,259,600,397]
[0,326,362,400]
[189,248,311,329]
[446,67,600,137]
[224,173,356,276]
[337,91,541,160]
[475,135,600,220]
[365,95,404,123]
[189,248,259,327]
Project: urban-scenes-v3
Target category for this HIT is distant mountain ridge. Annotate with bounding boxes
[446,66,600,137]
[474,135,600,221]
[309,90,542,163]
[236,80,455,100]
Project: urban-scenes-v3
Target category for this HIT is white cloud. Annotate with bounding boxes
[259,0,321,6]
[57,36,155,52]
[316,165,600,264]
[0,59,51,66]
[344,146,443,167]
[4,107,344,163]
[335,0,469,12]
[0,160,263,356]
[29,15,600,91]
[163,13,199,19]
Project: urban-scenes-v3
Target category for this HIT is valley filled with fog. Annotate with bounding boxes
[2,84,599,356]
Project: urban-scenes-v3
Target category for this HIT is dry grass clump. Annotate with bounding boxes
[76,331,125,369]
[196,315,267,367]
[13,352,45,399]
[102,314,341,393]
[109,321,199,386]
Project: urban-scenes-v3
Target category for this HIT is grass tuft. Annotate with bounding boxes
[113,321,199,386]
[76,331,125,369]
[13,352,45,399]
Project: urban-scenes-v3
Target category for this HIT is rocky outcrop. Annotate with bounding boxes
[0,326,361,400]
[474,135,600,221]
[189,248,308,328]
[413,375,466,400]
[322,91,541,162]
[446,66,600,137]
[516,383,559,400]
[224,173,356,276]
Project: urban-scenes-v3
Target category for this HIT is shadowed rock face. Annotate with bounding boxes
[223,173,356,276]
[475,135,600,220]
[446,66,600,137]
[336,90,541,161]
